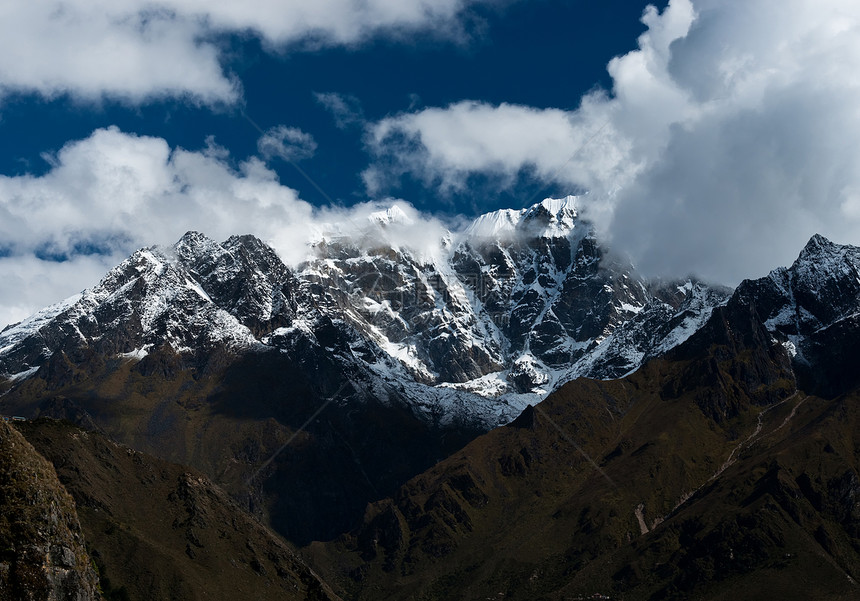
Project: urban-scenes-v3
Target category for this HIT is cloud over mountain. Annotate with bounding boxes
[0,127,452,328]
[365,0,860,284]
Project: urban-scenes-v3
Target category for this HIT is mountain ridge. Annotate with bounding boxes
[1,224,859,599]
[0,196,731,425]
[307,242,860,599]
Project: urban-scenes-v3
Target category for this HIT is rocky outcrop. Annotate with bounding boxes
[0,421,100,601]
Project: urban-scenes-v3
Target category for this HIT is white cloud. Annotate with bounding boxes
[0,254,122,329]
[363,99,635,199]
[365,0,860,285]
[257,126,318,162]
[0,2,239,104]
[0,127,312,326]
[0,0,500,104]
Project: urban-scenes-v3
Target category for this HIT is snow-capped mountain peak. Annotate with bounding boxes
[461,208,523,240]
[521,195,578,235]
[463,196,580,242]
[368,204,414,227]
[1,203,732,427]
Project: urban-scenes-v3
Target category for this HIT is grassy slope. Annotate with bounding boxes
[19,419,340,601]
[2,345,482,546]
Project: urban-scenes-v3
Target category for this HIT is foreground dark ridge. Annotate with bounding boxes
[0,420,101,600]
[18,419,340,601]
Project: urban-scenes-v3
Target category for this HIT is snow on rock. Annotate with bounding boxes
[0,199,737,428]
[0,293,81,356]
[369,204,414,226]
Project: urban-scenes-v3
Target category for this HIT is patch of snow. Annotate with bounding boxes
[377,339,435,380]
[439,371,511,398]
[619,302,644,313]
[186,278,212,302]
[119,347,150,360]
[7,366,39,381]
[781,339,798,357]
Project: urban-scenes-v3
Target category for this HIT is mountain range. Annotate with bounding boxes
[1,198,859,599]
[0,197,728,423]
[0,198,727,541]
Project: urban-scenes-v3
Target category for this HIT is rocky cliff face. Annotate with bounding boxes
[305,197,729,401]
[0,421,101,601]
[732,233,860,397]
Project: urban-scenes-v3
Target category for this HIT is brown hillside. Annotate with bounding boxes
[18,419,339,601]
[307,303,860,600]
[0,420,101,601]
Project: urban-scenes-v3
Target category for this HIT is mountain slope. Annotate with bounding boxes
[0,199,730,547]
[309,196,729,399]
[306,237,860,600]
[18,418,339,601]
[733,233,860,398]
[0,231,495,544]
[0,420,102,601]
[309,312,856,601]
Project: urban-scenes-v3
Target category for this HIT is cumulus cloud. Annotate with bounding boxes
[0,0,501,104]
[257,126,318,162]
[0,127,457,328]
[364,99,632,197]
[0,127,309,326]
[365,0,860,285]
[0,127,318,263]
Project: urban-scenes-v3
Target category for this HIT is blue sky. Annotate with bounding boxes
[2,0,860,327]
[0,0,664,212]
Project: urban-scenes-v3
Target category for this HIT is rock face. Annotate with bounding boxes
[733,233,860,397]
[307,197,729,401]
[0,421,101,601]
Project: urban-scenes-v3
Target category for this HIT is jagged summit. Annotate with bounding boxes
[521,195,578,235]
[462,195,579,240]
[174,229,220,257]
[730,233,860,397]
[797,232,837,257]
